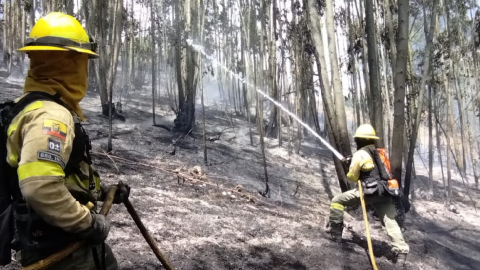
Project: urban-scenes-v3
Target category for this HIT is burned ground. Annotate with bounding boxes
[2,79,480,270]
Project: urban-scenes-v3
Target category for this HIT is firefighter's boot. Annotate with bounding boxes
[326,221,343,242]
[395,253,407,265]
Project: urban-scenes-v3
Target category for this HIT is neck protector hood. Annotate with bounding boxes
[24,51,88,120]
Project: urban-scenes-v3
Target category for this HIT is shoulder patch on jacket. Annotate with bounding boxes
[37,151,65,168]
[47,138,62,153]
[43,119,67,141]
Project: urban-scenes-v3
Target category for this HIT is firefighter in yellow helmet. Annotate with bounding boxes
[7,12,128,269]
[326,124,409,265]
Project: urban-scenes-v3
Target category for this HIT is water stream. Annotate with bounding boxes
[187,40,344,160]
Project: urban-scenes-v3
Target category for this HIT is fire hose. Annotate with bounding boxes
[358,180,379,270]
[22,182,175,270]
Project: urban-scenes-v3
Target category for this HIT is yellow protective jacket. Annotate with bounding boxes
[346,149,375,183]
[6,51,97,237]
[6,98,97,233]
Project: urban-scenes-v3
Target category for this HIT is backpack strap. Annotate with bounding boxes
[4,92,95,190]
[360,145,391,181]
[1,92,70,201]
[4,92,68,132]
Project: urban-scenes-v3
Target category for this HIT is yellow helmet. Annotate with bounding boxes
[18,12,98,58]
[353,124,379,140]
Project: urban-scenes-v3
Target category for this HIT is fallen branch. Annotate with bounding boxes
[206,127,233,142]
[90,130,134,141]
[163,128,193,155]
[175,128,194,147]
[153,124,172,132]
[292,183,300,196]
[101,149,119,172]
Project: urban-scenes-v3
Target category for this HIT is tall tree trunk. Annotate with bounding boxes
[266,0,278,138]
[294,45,302,155]
[126,0,135,102]
[151,0,156,125]
[365,0,385,147]
[278,6,287,147]
[201,63,207,164]
[174,0,185,118]
[3,0,8,59]
[428,84,434,198]
[382,47,393,150]
[404,0,437,196]
[107,0,123,152]
[440,52,454,203]
[355,0,371,118]
[325,0,352,169]
[434,101,446,196]
[352,72,361,128]
[96,0,108,106]
[445,3,464,180]
[357,68,367,123]
[385,0,396,75]
[453,67,468,175]
[465,63,479,188]
[65,0,74,15]
[347,1,361,129]
[240,1,253,146]
[446,122,452,203]
[5,0,12,74]
[306,0,350,191]
[254,51,269,197]
[391,0,410,186]
[30,0,36,29]
[20,0,26,75]
[175,0,203,132]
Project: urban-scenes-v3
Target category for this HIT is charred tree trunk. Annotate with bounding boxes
[174,0,185,125]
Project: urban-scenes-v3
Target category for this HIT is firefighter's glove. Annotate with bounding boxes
[78,213,110,245]
[100,184,131,204]
[342,156,352,168]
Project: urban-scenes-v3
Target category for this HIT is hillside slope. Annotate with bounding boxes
[2,79,480,270]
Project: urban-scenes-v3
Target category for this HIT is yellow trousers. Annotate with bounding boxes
[330,189,409,253]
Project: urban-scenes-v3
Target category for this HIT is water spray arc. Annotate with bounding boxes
[187,40,345,160]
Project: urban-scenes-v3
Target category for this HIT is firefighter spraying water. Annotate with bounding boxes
[186,41,410,268]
